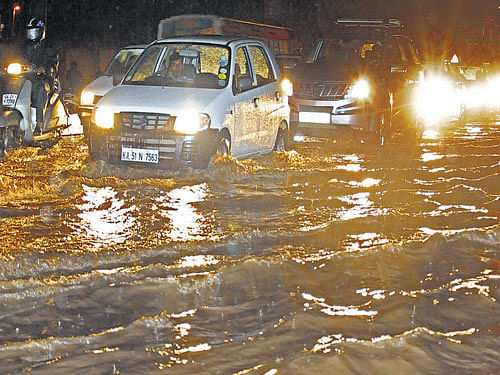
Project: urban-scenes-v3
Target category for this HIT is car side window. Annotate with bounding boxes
[249,46,276,86]
[397,37,420,65]
[127,46,163,82]
[233,46,253,94]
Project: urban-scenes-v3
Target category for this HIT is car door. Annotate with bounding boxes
[231,44,260,157]
[394,36,420,119]
[247,44,282,152]
[384,36,407,118]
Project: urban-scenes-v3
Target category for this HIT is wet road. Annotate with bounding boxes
[0,121,499,374]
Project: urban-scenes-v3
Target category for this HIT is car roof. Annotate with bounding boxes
[153,35,262,45]
[122,44,148,50]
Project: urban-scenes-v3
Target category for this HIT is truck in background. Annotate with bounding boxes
[157,14,301,70]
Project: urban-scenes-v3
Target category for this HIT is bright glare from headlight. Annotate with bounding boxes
[174,112,210,135]
[463,86,484,108]
[81,91,95,106]
[348,78,370,100]
[94,107,114,129]
[487,76,500,107]
[7,63,22,75]
[414,75,461,126]
[281,78,293,96]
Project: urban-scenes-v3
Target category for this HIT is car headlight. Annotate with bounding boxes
[487,77,500,106]
[81,90,95,106]
[281,78,293,96]
[93,107,114,129]
[347,78,370,100]
[464,85,485,108]
[174,113,210,135]
[413,75,461,125]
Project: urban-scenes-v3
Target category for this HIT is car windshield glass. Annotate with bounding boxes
[123,43,230,89]
[104,48,144,76]
[307,39,382,68]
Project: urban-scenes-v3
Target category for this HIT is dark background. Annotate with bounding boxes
[1,1,499,68]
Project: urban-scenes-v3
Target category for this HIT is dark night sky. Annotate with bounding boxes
[1,0,496,42]
[1,0,498,64]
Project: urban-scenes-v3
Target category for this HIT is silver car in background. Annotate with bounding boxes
[79,45,147,137]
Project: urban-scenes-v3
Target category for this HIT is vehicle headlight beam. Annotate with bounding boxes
[174,112,211,135]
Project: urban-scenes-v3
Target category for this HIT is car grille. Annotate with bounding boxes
[295,81,348,99]
[117,112,175,131]
[107,135,177,160]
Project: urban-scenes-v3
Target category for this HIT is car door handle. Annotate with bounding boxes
[253,97,259,107]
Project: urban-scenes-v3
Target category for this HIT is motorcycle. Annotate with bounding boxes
[0,58,70,157]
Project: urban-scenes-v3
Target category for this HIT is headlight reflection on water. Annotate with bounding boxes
[157,183,211,242]
[76,185,136,247]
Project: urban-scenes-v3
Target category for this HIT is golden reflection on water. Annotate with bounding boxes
[312,327,477,354]
[420,152,444,162]
[76,185,136,247]
[157,183,210,242]
[423,129,439,140]
[336,192,386,221]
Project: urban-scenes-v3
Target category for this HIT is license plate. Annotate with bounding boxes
[2,94,18,107]
[298,111,331,124]
[121,147,159,163]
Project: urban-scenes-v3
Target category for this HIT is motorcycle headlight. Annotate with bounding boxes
[347,78,370,100]
[7,63,22,75]
[81,90,95,106]
[93,107,114,129]
[174,113,210,135]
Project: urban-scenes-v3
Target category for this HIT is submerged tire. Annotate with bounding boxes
[206,133,231,168]
[0,126,21,157]
[369,111,390,146]
[273,128,287,152]
[215,134,230,156]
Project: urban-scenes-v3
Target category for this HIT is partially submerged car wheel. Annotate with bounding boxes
[273,127,287,152]
[207,132,231,168]
[368,110,390,146]
[215,134,230,156]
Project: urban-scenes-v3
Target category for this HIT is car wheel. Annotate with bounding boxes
[273,128,287,151]
[206,133,231,168]
[370,111,389,146]
[215,134,230,156]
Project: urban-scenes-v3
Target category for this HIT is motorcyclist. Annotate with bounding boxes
[25,17,59,133]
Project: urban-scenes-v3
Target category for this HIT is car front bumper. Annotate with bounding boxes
[289,97,375,138]
[89,126,219,168]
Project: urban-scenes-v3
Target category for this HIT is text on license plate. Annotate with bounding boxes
[121,147,159,163]
[2,94,18,107]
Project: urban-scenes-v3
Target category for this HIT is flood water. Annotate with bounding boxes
[0,121,499,374]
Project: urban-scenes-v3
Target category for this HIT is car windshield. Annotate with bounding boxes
[123,43,230,89]
[304,38,382,68]
[104,48,144,76]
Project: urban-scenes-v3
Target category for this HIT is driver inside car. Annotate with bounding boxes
[164,52,195,84]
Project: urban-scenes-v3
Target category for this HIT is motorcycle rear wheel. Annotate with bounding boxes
[0,126,22,157]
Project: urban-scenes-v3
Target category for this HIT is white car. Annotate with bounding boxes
[89,36,291,168]
[79,45,147,136]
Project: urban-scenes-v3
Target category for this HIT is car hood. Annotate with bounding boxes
[96,85,225,115]
[289,59,361,82]
[82,75,114,97]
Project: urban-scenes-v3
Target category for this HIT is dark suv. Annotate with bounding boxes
[288,18,422,143]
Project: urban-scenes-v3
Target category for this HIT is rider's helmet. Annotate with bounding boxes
[26,18,46,43]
